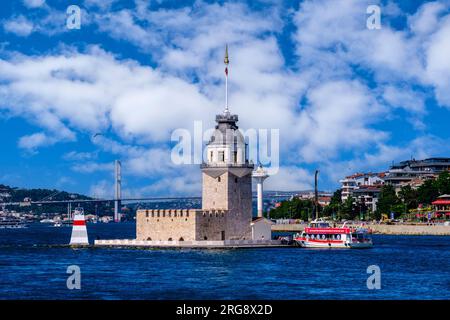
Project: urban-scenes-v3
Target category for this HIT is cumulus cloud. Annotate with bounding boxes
[23,0,46,8]
[295,80,387,162]
[3,16,34,36]
[265,166,312,191]
[2,0,450,193]
[0,47,215,144]
[18,132,54,152]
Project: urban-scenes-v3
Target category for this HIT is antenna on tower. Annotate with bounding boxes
[224,44,229,115]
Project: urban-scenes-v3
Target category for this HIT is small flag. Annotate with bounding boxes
[225,67,228,76]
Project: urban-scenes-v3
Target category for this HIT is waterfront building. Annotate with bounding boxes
[384,157,450,191]
[351,185,382,213]
[250,217,273,240]
[432,195,450,220]
[339,172,385,201]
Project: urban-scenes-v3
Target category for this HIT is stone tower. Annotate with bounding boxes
[200,45,254,240]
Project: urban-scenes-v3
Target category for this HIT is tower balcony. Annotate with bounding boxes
[200,161,254,169]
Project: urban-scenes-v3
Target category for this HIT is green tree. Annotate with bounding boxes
[340,196,356,220]
[269,197,314,220]
[322,189,342,218]
[398,185,418,211]
[417,179,439,205]
[376,184,400,219]
[435,171,450,195]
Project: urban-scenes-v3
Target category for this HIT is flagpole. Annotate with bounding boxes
[224,44,229,114]
[225,69,228,112]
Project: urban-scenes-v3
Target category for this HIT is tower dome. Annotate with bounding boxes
[205,112,247,166]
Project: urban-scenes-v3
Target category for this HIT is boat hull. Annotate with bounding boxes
[294,238,373,249]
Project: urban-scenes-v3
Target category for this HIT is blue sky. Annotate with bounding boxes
[0,0,450,197]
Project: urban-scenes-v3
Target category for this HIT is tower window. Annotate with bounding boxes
[218,176,221,182]
[235,177,238,183]
[233,151,237,163]
[210,151,213,162]
[219,151,225,162]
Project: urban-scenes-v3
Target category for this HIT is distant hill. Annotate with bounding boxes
[0,184,115,217]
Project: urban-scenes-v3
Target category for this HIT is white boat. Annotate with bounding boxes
[294,219,373,249]
[53,221,62,227]
[40,218,54,224]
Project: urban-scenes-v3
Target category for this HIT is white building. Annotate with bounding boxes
[340,172,385,201]
[250,217,273,241]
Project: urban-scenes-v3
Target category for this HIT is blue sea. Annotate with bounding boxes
[0,223,449,300]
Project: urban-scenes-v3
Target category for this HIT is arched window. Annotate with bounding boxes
[204,236,208,240]
[168,238,173,241]
[147,237,152,241]
[179,237,184,241]
[218,176,221,182]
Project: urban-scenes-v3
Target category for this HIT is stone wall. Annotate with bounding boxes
[369,224,450,235]
[226,172,253,239]
[136,208,236,241]
[196,209,228,240]
[201,170,253,240]
[136,209,198,241]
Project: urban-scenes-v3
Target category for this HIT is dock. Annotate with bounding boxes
[271,223,450,235]
[94,239,288,249]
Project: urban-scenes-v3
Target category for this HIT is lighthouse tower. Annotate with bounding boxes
[69,208,89,245]
[201,45,254,240]
[253,164,269,218]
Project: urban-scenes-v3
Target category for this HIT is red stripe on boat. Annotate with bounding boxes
[305,228,350,234]
[73,220,85,226]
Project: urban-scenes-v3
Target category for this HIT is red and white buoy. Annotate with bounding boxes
[70,208,89,245]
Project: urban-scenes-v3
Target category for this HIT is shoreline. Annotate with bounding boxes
[271,223,450,235]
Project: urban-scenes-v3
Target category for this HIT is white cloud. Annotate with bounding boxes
[265,166,312,191]
[382,85,425,113]
[72,162,114,173]
[408,1,446,35]
[425,15,450,107]
[294,80,387,162]
[2,0,450,192]
[23,0,45,9]
[3,16,34,36]
[18,132,54,152]
[63,151,97,161]
[89,179,113,199]
[0,47,216,145]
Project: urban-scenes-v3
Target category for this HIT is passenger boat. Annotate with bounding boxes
[293,219,373,249]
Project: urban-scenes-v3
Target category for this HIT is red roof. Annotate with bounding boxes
[432,200,450,205]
